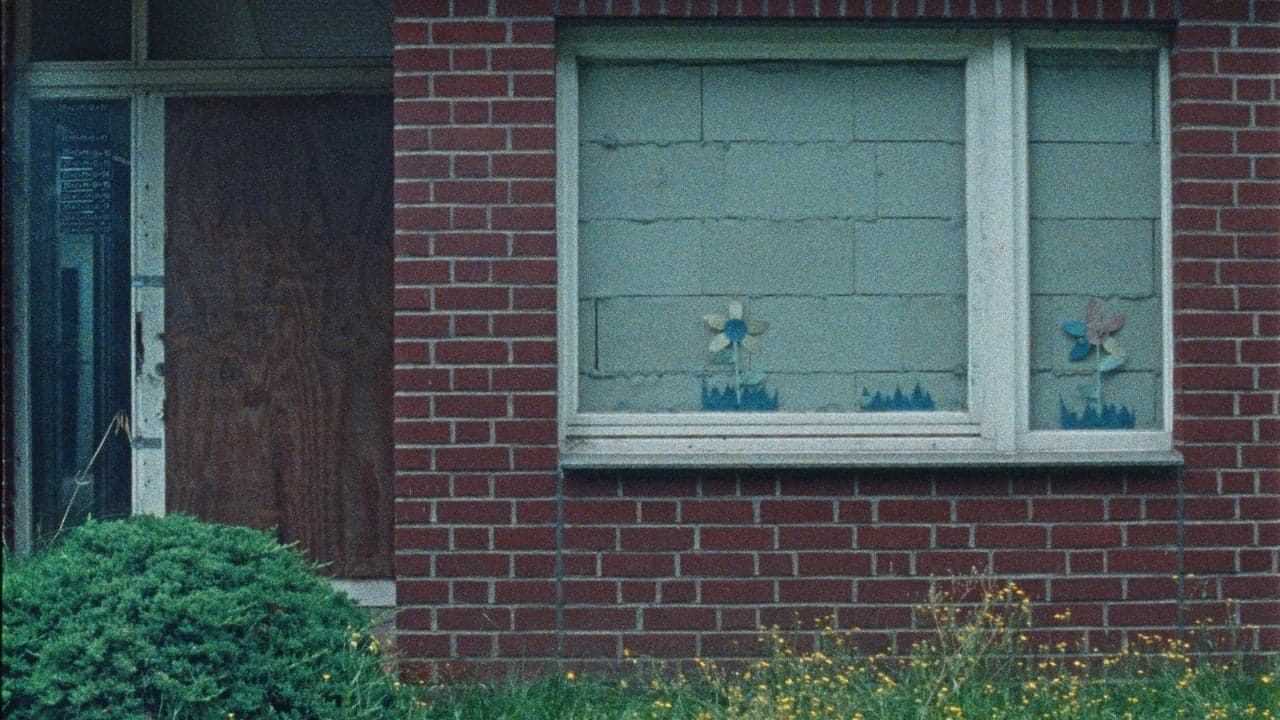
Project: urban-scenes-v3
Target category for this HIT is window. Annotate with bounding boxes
[556,26,1175,467]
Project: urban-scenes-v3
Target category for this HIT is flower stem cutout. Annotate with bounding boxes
[702,299,776,411]
[1060,298,1134,429]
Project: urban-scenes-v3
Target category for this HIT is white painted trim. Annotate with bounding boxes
[10,85,34,555]
[1158,49,1175,436]
[131,94,166,517]
[330,579,397,608]
[556,52,581,457]
[556,27,1176,468]
[23,65,391,95]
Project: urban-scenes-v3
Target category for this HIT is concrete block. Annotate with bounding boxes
[874,142,965,219]
[855,219,966,294]
[578,372,699,412]
[697,219,857,295]
[1029,142,1159,219]
[579,220,701,297]
[755,296,902,373]
[1029,295,1163,374]
[703,62,857,141]
[578,299,597,372]
[853,64,965,142]
[579,143,729,220]
[899,296,968,372]
[1029,219,1156,297]
[579,62,702,144]
[1029,369,1160,430]
[596,296,715,373]
[721,142,876,220]
[581,141,877,221]
[1029,64,1155,143]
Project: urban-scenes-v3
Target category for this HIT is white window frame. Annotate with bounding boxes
[9,0,395,606]
[556,25,1176,468]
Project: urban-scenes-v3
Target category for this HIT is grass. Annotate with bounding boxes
[402,583,1278,720]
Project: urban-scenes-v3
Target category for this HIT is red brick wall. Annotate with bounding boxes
[391,0,1279,680]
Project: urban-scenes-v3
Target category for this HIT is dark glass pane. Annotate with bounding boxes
[29,100,132,543]
[31,0,131,61]
[149,0,391,60]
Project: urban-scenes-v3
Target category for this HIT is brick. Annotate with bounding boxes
[916,551,989,576]
[1173,25,1233,48]
[858,578,929,603]
[702,526,774,549]
[1034,498,1105,522]
[1172,50,1216,75]
[1239,183,1280,206]
[857,525,930,549]
[682,500,754,523]
[492,152,556,177]
[974,524,1047,548]
[1174,315,1256,339]
[1172,76,1234,101]
[618,527,694,551]
[1219,51,1280,75]
[778,526,853,549]
[1051,525,1122,548]
[1177,419,1255,442]
[993,550,1065,574]
[1173,154,1252,179]
[1180,0,1250,19]
[682,553,754,576]
[779,578,852,602]
[796,551,872,575]
[760,500,835,523]
[1174,180,1234,205]
[434,73,510,97]
[879,499,951,522]
[430,127,507,151]
[1221,260,1280,283]
[1175,288,1237,312]
[492,367,555,390]
[431,20,508,44]
[1051,577,1122,601]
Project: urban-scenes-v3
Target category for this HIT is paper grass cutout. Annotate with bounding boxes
[1059,298,1134,429]
[860,383,936,411]
[701,300,777,411]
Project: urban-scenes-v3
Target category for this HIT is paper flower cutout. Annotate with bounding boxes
[1060,298,1133,429]
[704,300,769,354]
[701,300,775,410]
[1062,298,1126,363]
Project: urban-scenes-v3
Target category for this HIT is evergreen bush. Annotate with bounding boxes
[2,514,421,719]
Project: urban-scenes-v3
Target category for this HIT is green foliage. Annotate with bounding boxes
[2,514,424,720]
[411,584,1278,720]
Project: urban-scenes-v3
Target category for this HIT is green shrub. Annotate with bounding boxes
[2,514,423,720]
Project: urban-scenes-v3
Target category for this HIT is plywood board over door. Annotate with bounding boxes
[165,95,393,578]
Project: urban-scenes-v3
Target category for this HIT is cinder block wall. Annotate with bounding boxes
[391,0,1279,680]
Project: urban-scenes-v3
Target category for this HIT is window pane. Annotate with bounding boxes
[577,60,967,413]
[1027,50,1163,430]
[30,0,131,61]
[28,101,133,542]
[148,0,391,60]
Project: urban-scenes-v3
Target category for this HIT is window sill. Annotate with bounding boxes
[559,446,1183,469]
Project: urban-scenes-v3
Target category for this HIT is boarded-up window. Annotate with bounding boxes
[164,95,394,578]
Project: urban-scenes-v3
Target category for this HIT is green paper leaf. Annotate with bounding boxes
[739,371,766,386]
[1098,354,1125,372]
[1078,383,1099,400]
[708,349,733,365]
